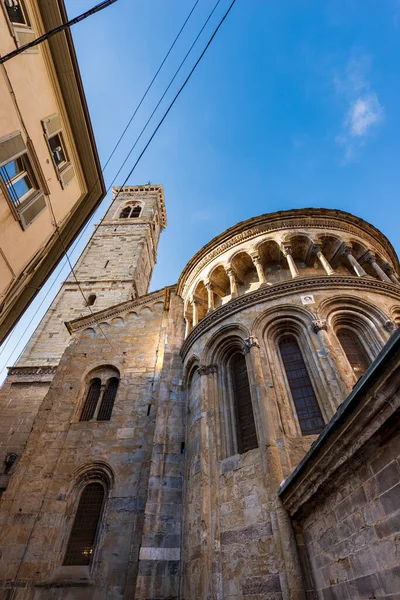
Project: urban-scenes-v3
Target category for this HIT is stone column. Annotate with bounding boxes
[192,298,199,327]
[198,364,222,600]
[243,337,306,600]
[250,252,268,285]
[184,317,192,338]
[205,280,215,312]
[383,264,400,285]
[343,246,368,277]
[365,252,392,283]
[225,266,238,297]
[281,243,299,278]
[312,320,353,403]
[314,244,335,275]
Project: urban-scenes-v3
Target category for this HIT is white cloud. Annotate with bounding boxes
[335,56,384,163]
[347,94,384,137]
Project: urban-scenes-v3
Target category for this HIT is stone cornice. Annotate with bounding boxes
[177,209,399,297]
[66,287,172,334]
[111,184,167,228]
[7,366,57,376]
[180,276,400,359]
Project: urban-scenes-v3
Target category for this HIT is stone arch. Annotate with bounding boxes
[284,233,316,274]
[230,251,258,294]
[192,280,208,322]
[208,264,230,308]
[256,239,286,284]
[202,324,257,459]
[115,200,144,220]
[183,355,200,388]
[390,306,400,326]
[258,307,330,437]
[62,461,114,567]
[318,295,389,346]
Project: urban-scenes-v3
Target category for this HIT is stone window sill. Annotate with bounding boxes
[35,566,94,588]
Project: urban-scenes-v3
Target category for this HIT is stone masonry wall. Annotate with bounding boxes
[0,289,184,600]
[297,418,400,599]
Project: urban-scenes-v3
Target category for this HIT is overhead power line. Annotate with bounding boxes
[1,0,238,373]
[0,0,118,64]
[0,0,201,369]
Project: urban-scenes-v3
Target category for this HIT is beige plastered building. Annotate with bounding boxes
[0,185,399,599]
[0,0,105,344]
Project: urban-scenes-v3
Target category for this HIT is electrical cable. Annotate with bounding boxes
[107,0,223,190]
[49,0,237,360]
[0,0,201,368]
[1,0,238,372]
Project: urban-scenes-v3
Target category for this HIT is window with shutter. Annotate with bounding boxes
[230,353,258,453]
[2,1,36,48]
[80,378,101,422]
[63,482,104,566]
[0,131,46,228]
[97,377,119,421]
[42,115,75,189]
[337,328,370,378]
[279,336,324,435]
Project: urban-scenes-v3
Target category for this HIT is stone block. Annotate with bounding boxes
[376,461,400,495]
[241,574,281,594]
[380,483,400,516]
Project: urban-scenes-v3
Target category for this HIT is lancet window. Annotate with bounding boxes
[79,370,120,422]
[336,328,370,379]
[279,335,324,435]
[63,482,105,566]
[229,352,258,453]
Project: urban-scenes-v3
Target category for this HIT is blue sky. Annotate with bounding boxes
[1,0,400,381]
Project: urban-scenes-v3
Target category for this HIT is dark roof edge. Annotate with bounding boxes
[278,328,400,497]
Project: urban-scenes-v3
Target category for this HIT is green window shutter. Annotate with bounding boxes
[42,114,63,139]
[19,193,46,229]
[0,132,26,168]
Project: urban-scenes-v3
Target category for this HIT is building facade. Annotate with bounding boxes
[0,0,105,344]
[0,185,399,599]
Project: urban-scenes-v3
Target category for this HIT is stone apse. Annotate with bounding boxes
[0,189,399,599]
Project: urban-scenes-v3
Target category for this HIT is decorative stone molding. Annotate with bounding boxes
[384,320,396,332]
[177,210,399,297]
[7,366,57,376]
[198,364,218,376]
[312,320,328,333]
[66,288,169,333]
[243,336,260,354]
[180,276,400,358]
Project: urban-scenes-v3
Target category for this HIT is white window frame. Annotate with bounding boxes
[1,0,37,52]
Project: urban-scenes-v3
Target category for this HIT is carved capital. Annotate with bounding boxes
[205,280,214,291]
[243,336,260,354]
[225,267,236,279]
[312,319,327,333]
[198,364,218,376]
[384,320,396,332]
[363,250,376,264]
[250,252,261,265]
[281,243,292,257]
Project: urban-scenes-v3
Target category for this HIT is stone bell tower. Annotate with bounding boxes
[17,184,167,368]
[0,185,166,492]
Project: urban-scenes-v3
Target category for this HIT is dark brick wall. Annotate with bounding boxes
[298,422,400,599]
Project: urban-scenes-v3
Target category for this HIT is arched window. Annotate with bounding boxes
[80,378,101,421]
[230,353,258,453]
[119,204,141,219]
[337,328,370,378]
[97,377,119,421]
[279,336,324,435]
[130,204,141,218]
[119,206,131,219]
[87,294,96,307]
[63,482,105,566]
